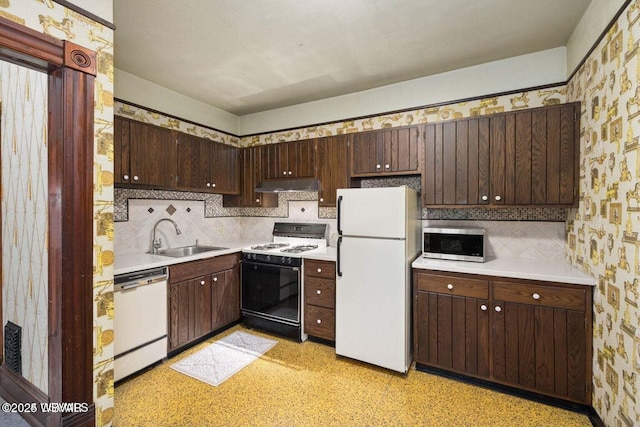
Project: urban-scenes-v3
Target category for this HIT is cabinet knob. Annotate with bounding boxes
[316,290,321,294]
[481,195,488,201]
[200,280,205,285]
[385,164,390,169]
[480,304,488,311]
[288,171,292,175]
[123,174,129,180]
[376,164,381,169]
[206,182,211,187]
[133,175,139,181]
[532,293,540,300]
[447,283,453,290]
[212,183,216,187]
[213,277,218,282]
[316,319,322,324]
[320,197,324,202]
[494,305,502,312]
[494,195,502,201]
[317,268,322,273]
[256,198,260,203]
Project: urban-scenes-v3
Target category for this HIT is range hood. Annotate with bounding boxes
[254,178,319,193]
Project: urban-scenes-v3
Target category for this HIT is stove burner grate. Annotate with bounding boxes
[250,243,290,250]
[280,245,319,254]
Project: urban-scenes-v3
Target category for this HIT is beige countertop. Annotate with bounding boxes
[115,242,337,276]
[411,256,596,286]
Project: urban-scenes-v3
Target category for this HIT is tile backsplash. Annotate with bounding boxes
[116,197,566,261]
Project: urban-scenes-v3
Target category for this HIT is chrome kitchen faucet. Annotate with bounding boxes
[150,218,182,254]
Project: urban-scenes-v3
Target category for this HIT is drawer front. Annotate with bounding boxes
[170,253,240,283]
[304,277,335,308]
[304,259,336,280]
[416,273,488,299]
[304,305,335,340]
[493,281,586,311]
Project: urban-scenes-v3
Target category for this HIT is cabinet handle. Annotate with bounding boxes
[494,305,502,312]
[494,195,502,201]
[123,174,129,180]
[480,304,488,311]
[212,183,216,188]
[255,198,260,203]
[213,277,218,282]
[481,195,488,201]
[532,293,540,300]
[376,164,381,169]
[316,290,321,294]
[447,283,453,290]
[317,268,322,273]
[316,319,322,324]
[200,280,205,286]
[206,182,211,187]
[288,171,292,175]
[320,197,324,202]
[385,164,390,169]
[283,171,287,175]
[133,175,139,181]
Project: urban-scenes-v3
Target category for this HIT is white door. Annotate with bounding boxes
[337,187,407,239]
[335,236,409,373]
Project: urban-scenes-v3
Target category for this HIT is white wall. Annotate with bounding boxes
[115,69,240,135]
[566,0,627,75]
[115,47,567,136]
[239,48,567,135]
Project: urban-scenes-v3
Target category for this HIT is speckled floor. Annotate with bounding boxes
[114,325,591,426]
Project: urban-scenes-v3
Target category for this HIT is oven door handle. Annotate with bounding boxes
[336,236,343,277]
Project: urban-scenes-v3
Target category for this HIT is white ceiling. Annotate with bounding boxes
[113,0,591,116]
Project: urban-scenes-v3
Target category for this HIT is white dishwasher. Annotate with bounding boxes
[114,266,168,382]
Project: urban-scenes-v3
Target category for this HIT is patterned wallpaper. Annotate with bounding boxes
[0,61,49,393]
[1,1,116,426]
[567,1,640,425]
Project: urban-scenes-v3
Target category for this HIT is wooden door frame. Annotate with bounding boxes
[0,17,96,427]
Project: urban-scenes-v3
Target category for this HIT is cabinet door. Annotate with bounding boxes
[212,266,240,330]
[489,103,578,206]
[114,116,131,185]
[491,282,588,403]
[316,135,349,207]
[129,120,177,188]
[415,291,490,377]
[381,125,421,174]
[168,279,198,351]
[423,118,489,205]
[210,142,239,194]
[351,130,383,175]
[290,139,316,178]
[176,133,205,190]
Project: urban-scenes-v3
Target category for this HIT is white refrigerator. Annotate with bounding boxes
[335,186,421,373]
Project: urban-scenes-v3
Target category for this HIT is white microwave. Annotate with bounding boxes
[423,227,486,263]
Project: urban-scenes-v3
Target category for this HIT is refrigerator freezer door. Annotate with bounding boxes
[335,236,410,373]
[337,187,407,239]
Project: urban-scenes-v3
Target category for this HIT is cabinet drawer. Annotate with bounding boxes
[169,253,240,283]
[304,277,335,308]
[493,281,586,311]
[416,273,488,299]
[304,305,335,340]
[304,259,335,280]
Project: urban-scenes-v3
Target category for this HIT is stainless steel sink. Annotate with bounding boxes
[156,245,228,258]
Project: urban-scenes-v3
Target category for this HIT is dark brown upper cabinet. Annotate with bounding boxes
[350,125,421,177]
[315,134,350,207]
[263,139,316,179]
[223,145,278,208]
[114,116,178,189]
[422,102,579,207]
[176,132,239,194]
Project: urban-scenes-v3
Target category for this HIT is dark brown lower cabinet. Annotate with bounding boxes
[168,254,241,352]
[413,270,592,405]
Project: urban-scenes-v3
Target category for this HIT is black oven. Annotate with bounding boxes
[241,253,302,340]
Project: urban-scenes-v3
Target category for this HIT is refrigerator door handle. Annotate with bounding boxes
[337,195,343,235]
[336,236,343,277]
